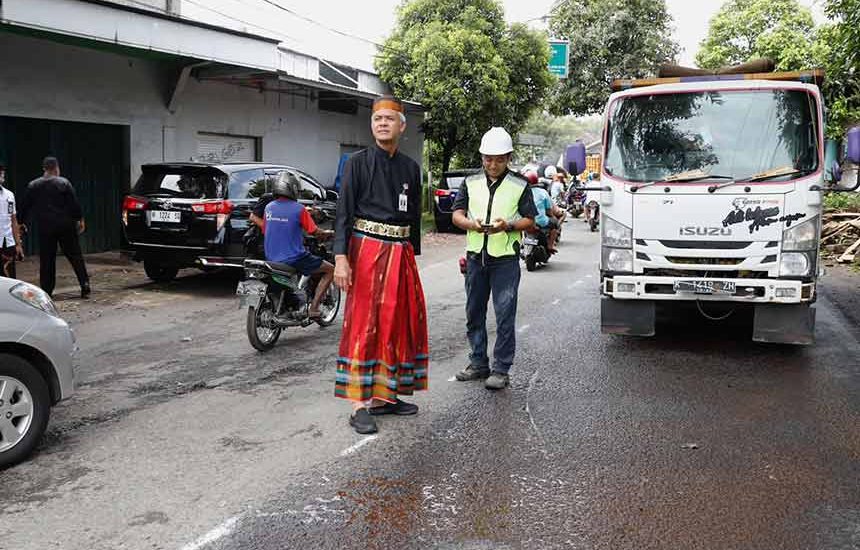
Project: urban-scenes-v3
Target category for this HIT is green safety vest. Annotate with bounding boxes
[465,171,527,257]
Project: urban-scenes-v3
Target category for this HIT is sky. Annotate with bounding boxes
[182,0,827,71]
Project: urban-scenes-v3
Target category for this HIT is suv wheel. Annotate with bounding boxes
[144,261,179,283]
[0,354,51,469]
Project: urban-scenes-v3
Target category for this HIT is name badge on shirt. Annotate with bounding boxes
[6,201,12,215]
[398,183,409,212]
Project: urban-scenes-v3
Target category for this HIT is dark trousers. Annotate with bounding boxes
[465,254,521,374]
[38,224,89,296]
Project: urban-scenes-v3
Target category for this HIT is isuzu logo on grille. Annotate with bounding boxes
[680,226,733,236]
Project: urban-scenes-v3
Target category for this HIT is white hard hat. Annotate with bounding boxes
[544,165,557,178]
[479,127,514,155]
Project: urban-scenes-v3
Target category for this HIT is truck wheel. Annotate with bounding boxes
[0,354,51,469]
[525,257,537,272]
[144,261,179,283]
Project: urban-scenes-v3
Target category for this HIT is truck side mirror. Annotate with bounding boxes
[848,127,860,164]
[829,128,860,192]
[565,142,587,176]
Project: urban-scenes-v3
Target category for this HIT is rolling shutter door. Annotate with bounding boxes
[196,133,257,163]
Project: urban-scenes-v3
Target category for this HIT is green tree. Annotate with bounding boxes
[695,0,818,71]
[818,0,860,138]
[376,0,555,172]
[547,0,679,117]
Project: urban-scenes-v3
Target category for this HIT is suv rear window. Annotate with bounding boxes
[228,169,267,200]
[134,168,228,199]
[444,176,466,191]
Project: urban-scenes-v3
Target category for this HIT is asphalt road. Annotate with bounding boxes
[2,222,860,550]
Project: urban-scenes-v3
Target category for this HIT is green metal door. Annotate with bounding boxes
[0,116,130,254]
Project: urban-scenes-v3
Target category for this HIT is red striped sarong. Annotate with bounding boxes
[335,233,428,402]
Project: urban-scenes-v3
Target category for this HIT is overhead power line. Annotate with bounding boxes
[182,0,297,45]
[254,0,385,47]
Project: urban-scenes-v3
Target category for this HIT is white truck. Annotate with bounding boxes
[573,69,860,344]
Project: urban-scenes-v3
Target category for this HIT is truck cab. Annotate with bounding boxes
[596,70,828,344]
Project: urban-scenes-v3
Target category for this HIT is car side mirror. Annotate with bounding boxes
[325,190,339,202]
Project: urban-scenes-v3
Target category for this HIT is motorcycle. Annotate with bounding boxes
[566,186,585,218]
[237,237,341,352]
[521,227,551,272]
[583,189,601,232]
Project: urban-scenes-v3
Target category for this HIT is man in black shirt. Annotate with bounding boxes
[332,96,428,435]
[19,157,90,298]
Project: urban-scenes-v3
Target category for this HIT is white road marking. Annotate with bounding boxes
[340,435,378,456]
[575,280,584,285]
[518,324,531,333]
[586,274,593,278]
[180,516,239,550]
[447,376,458,382]
[552,299,561,305]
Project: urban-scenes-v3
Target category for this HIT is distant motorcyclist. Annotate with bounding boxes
[525,170,559,253]
[263,170,334,319]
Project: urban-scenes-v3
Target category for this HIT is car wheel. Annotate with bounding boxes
[144,261,179,283]
[0,354,51,469]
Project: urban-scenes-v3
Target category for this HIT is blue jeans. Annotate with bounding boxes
[465,254,521,374]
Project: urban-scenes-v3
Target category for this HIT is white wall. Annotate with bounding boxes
[0,32,424,188]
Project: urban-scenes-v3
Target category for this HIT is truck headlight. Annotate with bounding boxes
[779,252,811,277]
[782,216,818,251]
[602,216,632,248]
[602,247,633,272]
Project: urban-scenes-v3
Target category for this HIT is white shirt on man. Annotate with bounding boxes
[0,186,17,247]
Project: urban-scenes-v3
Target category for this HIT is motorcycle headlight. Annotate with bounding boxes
[602,216,632,248]
[10,282,59,317]
[779,252,812,277]
[602,247,634,273]
[782,216,818,251]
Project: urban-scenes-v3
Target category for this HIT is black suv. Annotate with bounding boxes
[122,162,337,282]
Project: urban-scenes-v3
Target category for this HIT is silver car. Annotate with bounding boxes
[0,277,76,468]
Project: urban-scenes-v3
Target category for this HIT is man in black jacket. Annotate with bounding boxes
[19,157,90,298]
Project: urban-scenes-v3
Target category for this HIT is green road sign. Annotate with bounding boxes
[548,39,570,78]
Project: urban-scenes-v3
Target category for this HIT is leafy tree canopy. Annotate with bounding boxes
[376,0,555,172]
[695,0,817,71]
[547,0,679,117]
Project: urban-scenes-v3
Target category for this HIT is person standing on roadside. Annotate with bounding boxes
[0,164,24,279]
[18,157,90,298]
[451,127,537,390]
[332,96,428,434]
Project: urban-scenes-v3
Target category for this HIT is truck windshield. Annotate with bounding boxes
[604,90,820,183]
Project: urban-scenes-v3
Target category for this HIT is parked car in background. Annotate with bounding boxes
[432,169,479,232]
[122,162,337,282]
[0,277,76,469]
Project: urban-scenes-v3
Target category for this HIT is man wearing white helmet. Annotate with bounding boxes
[451,127,537,390]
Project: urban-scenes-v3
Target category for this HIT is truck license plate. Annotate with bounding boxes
[148,210,182,223]
[673,280,736,295]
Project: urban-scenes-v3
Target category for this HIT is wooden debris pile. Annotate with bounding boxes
[821,212,860,263]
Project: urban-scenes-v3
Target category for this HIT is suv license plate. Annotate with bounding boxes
[673,280,736,295]
[148,210,181,223]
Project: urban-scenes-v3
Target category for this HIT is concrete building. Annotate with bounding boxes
[0,0,424,253]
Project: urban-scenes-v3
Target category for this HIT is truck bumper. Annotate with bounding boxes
[603,275,814,304]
